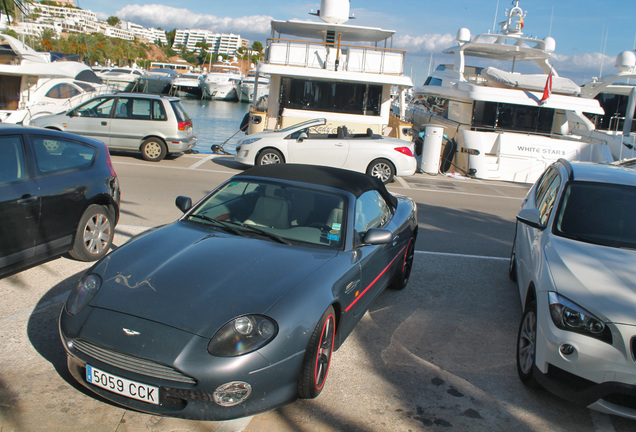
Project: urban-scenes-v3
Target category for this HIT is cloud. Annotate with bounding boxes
[394,33,457,54]
[551,52,618,83]
[116,4,272,38]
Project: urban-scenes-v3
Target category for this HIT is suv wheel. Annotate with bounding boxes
[69,204,114,261]
[141,138,167,161]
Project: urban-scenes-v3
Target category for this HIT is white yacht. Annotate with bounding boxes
[200,62,243,101]
[239,70,269,103]
[407,0,612,183]
[578,50,636,161]
[170,72,205,98]
[0,34,108,124]
[98,67,144,92]
[245,0,413,140]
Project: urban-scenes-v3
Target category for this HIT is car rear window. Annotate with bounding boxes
[555,181,636,249]
[170,101,191,122]
[32,137,96,174]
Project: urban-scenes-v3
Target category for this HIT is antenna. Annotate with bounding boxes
[492,0,500,33]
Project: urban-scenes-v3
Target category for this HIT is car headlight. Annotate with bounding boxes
[207,315,278,357]
[238,137,261,145]
[66,274,101,315]
[548,292,612,344]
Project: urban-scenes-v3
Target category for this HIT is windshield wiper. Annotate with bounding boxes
[188,214,244,236]
[230,221,292,245]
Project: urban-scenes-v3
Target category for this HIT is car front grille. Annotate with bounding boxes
[631,337,636,363]
[73,339,196,385]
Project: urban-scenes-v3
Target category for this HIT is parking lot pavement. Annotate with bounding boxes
[1,156,634,431]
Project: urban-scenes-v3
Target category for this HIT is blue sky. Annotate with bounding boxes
[75,0,636,84]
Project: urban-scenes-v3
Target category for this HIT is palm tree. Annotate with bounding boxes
[2,0,28,24]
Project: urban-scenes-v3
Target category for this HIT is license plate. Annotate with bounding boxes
[86,365,159,405]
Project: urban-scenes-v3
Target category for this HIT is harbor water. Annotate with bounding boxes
[179,98,250,155]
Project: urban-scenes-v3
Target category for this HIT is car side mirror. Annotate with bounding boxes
[516,208,546,230]
[68,110,76,117]
[175,195,192,213]
[297,132,308,142]
[362,228,392,245]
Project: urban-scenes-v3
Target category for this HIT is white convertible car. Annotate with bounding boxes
[234,119,417,183]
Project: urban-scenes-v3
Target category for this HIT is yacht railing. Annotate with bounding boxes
[265,38,406,75]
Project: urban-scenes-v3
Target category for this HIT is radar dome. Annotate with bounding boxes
[543,37,556,54]
[319,0,350,24]
[616,50,636,72]
[456,28,471,44]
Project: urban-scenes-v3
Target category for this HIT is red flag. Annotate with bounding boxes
[540,72,553,105]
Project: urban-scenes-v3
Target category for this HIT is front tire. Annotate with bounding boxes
[69,204,114,261]
[367,158,395,183]
[298,306,336,399]
[256,149,284,165]
[140,138,167,162]
[390,232,417,290]
[516,301,539,387]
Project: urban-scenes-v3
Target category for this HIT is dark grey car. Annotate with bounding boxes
[0,124,120,277]
[60,164,417,419]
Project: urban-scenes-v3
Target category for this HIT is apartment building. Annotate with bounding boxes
[172,29,247,56]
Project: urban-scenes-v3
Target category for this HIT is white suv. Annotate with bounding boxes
[31,93,197,161]
[510,159,636,419]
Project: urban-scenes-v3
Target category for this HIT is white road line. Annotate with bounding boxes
[415,250,509,261]
[394,175,411,188]
[189,154,217,169]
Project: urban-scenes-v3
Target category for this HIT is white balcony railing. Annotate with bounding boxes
[266,39,406,75]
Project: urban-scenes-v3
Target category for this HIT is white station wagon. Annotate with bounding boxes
[31,93,197,162]
[234,119,417,183]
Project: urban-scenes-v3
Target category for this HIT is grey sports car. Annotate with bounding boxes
[60,164,418,420]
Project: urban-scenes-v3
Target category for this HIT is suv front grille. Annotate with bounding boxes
[73,339,196,385]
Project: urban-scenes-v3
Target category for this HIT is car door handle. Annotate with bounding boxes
[335,142,344,147]
[101,121,108,126]
[17,195,38,205]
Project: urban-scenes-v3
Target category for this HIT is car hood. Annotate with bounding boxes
[89,221,337,337]
[546,236,636,324]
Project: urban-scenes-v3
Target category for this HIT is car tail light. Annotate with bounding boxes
[178,119,193,131]
[394,146,414,157]
[104,147,117,178]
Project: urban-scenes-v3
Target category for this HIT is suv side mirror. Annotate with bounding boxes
[175,195,192,213]
[516,208,546,230]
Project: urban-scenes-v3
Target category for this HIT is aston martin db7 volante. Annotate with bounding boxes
[60,164,418,419]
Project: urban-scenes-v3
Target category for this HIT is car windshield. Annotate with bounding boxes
[188,179,346,248]
[554,182,636,249]
[275,119,324,134]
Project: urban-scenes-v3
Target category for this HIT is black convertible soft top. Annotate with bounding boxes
[239,164,398,208]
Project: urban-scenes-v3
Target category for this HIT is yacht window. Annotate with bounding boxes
[45,84,81,99]
[472,101,554,135]
[587,93,636,133]
[282,78,382,116]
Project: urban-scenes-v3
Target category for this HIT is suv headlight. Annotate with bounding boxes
[208,315,278,357]
[66,274,101,315]
[548,292,612,344]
